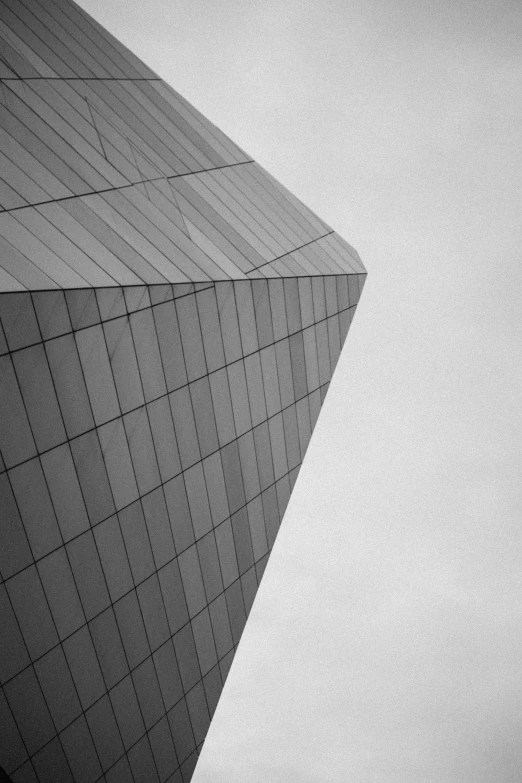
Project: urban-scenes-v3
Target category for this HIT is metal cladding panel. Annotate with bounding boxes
[0,1,366,782]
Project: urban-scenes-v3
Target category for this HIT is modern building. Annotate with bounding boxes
[0,1,366,781]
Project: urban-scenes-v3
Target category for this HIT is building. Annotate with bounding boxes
[0,1,367,781]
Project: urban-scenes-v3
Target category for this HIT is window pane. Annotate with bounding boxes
[98,418,139,511]
[13,344,66,452]
[75,324,120,425]
[103,316,144,413]
[41,443,89,542]
[46,333,95,438]
[9,457,62,560]
[152,299,187,391]
[175,293,206,381]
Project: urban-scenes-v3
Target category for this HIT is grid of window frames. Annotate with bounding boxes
[0,274,364,782]
[0,1,367,781]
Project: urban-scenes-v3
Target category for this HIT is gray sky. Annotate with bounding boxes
[79,1,522,780]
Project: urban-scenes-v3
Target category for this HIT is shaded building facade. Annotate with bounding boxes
[0,1,367,781]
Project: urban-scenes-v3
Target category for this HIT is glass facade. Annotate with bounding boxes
[0,1,366,781]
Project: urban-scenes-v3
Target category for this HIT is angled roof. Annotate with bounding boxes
[0,0,365,290]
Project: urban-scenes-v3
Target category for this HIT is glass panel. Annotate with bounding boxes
[209,368,236,447]
[234,281,258,355]
[253,422,275,492]
[70,430,115,526]
[31,738,70,782]
[169,386,200,470]
[89,606,129,690]
[67,530,110,621]
[247,496,269,561]
[152,299,187,392]
[41,443,89,543]
[86,695,124,773]
[282,405,301,471]
[252,278,273,349]
[259,345,281,418]
[308,388,322,430]
[237,431,261,503]
[167,697,196,767]
[94,515,133,601]
[185,680,210,747]
[34,645,81,733]
[103,315,144,414]
[312,276,326,321]
[268,413,289,481]
[113,591,150,670]
[296,396,312,457]
[336,274,349,311]
[225,580,246,646]
[46,333,95,438]
[244,352,267,427]
[123,407,161,496]
[196,286,225,372]
[208,594,233,660]
[303,325,320,391]
[202,452,230,528]
[13,343,66,452]
[175,293,207,381]
[231,508,255,575]
[163,475,194,554]
[328,314,342,372]
[284,278,302,335]
[38,548,85,639]
[128,734,160,783]
[32,290,71,340]
[190,376,219,459]
[316,320,332,386]
[98,418,139,511]
[124,287,151,314]
[141,487,175,569]
[227,360,251,437]
[191,609,217,676]
[261,485,281,548]
[9,457,62,560]
[147,396,181,482]
[75,324,120,426]
[220,440,246,515]
[289,331,308,400]
[268,279,288,341]
[0,354,37,469]
[6,564,58,661]
[109,675,145,751]
[214,519,239,589]
[172,624,201,691]
[62,626,106,710]
[215,281,242,364]
[3,666,55,758]
[184,461,212,540]
[178,545,206,618]
[241,567,258,615]
[157,559,189,636]
[197,531,223,603]
[153,640,183,710]
[137,574,170,651]
[118,500,155,585]
[0,473,32,580]
[206,170,285,256]
[275,338,295,408]
[43,200,143,286]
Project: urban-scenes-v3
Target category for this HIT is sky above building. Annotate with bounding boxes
[76,2,522,781]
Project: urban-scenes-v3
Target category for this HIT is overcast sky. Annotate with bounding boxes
[78,2,522,780]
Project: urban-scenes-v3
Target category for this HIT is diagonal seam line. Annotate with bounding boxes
[0,159,256,214]
[245,231,335,273]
